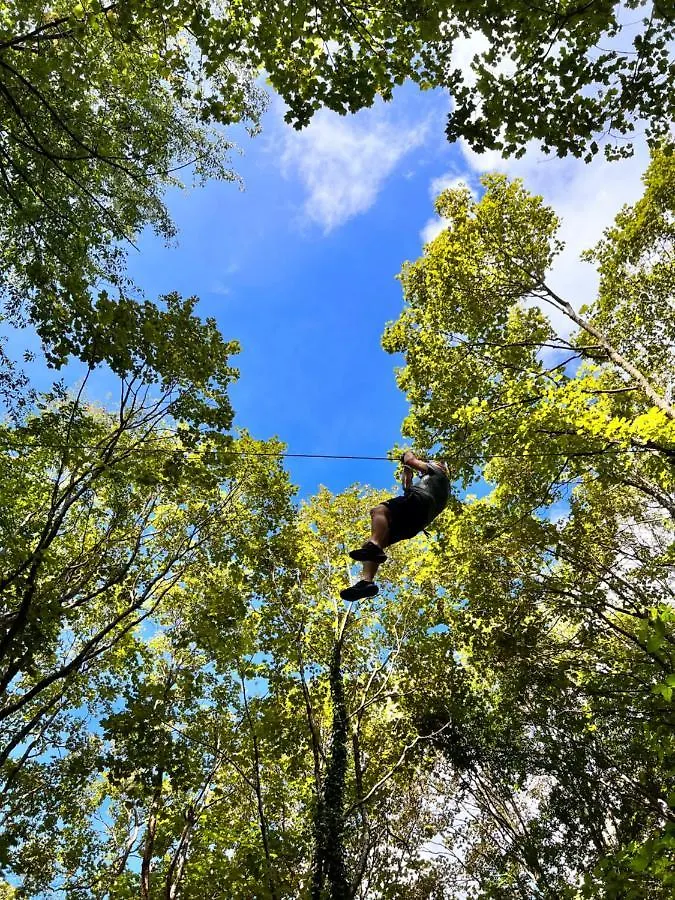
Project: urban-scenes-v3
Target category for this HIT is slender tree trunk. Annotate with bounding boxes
[298,648,324,793]
[165,807,195,900]
[495,240,675,421]
[349,729,372,899]
[140,777,162,900]
[240,674,279,900]
[312,639,349,900]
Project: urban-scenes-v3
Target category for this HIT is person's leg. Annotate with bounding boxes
[369,504,391,549]
[340,505,393,600]
[361,558,381,583]
[349,504,391,563]
[361,505,392,581]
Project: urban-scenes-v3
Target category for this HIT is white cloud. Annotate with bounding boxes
[208,280,231,297]
[429,173,474,199]
[207,262,239,298]
[280,104,429,232]
[420,216,450,245]
[449,31,491,88]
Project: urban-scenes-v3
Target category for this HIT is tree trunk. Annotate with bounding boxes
[540,281,675,421]
[312,639,349,900]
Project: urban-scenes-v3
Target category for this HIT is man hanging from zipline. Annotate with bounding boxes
[341,450,450,601]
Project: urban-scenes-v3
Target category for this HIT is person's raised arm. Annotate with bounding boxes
[401,450,431,476]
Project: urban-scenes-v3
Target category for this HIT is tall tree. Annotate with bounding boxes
[0,289,301,889]
[249,488,457,898]
[382,145,675,896]
[0,0,266,372]
[3,484,463,897]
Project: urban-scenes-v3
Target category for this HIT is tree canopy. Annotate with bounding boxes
[0,143,673,898]
[382,144,675,896]
[1,3,674,897]
[0,0,264,373]
[2,2,672,374]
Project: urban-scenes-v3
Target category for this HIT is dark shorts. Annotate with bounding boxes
[382,493,432,545]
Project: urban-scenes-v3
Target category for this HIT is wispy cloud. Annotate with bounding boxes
[426,29,651,334]
[206,261,239,298]
[208,280,231,297]
[429,173,475,198]
[280,103,430,232]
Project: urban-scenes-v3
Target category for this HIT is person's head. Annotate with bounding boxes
[435,460,449,476]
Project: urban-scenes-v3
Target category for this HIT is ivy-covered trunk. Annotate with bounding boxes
[311,638,349,900]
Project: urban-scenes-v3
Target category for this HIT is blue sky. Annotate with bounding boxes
[123,84,458,497]
[6,74,652,501]
[122,76,651,500]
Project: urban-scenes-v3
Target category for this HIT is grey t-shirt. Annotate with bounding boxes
[406,461,449,523]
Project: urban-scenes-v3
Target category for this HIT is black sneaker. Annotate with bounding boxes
[349,541,387,563]
[340,580,379,601]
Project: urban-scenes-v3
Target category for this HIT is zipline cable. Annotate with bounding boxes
[0,438,668,461]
